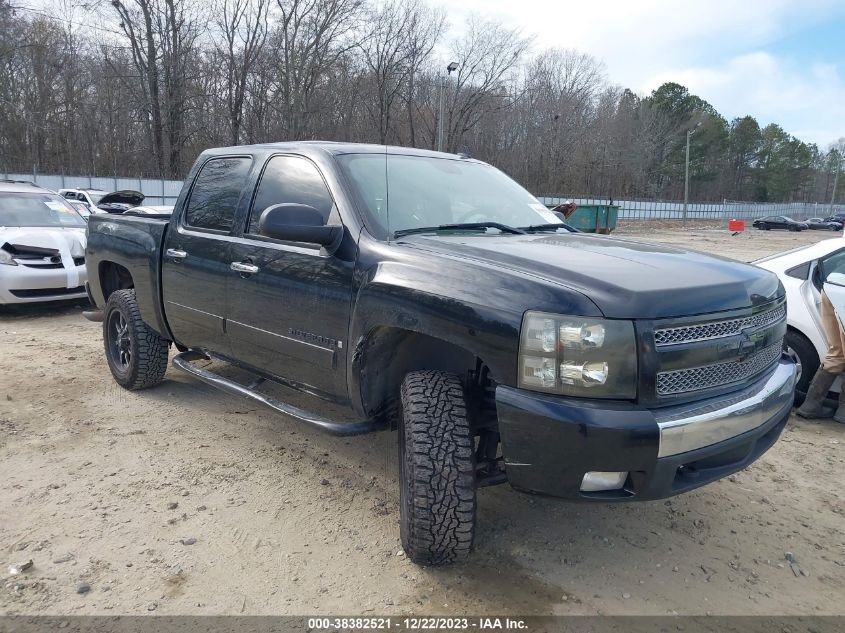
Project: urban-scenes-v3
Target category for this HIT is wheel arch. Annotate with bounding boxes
[96,259,172,341]
[354,326,488,423]
[785,325,821,397]
[786,310,826,363]
[98,260,134,301]
[786,323,817,346]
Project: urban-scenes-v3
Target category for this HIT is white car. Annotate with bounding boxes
[0,181,88,304]
[755,237,845,397]
[59,188,146,214]
[58,188,107,212]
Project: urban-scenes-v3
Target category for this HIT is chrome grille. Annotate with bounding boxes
[654,304,786,347]
[656,342,782,396]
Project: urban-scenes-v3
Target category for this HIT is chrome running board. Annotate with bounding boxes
[172,350,381,436]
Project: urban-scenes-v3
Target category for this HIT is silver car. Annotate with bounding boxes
[0,181,88,304]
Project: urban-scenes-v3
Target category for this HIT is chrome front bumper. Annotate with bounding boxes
[654,356,796,458]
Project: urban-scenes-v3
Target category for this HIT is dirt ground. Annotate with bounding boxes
[2,225,844,616]
[615,221,840,262]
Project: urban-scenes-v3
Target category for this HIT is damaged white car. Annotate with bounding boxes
[0,181,88,304]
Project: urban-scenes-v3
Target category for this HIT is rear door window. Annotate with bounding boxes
[184,156,252,232]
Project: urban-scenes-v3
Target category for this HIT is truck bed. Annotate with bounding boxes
[85,214,172,338]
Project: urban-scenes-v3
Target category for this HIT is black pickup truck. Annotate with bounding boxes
[85,142,796,565]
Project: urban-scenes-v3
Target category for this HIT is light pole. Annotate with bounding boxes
[832,154,841,206]
[437,61,459,153]
[683,121,702,228]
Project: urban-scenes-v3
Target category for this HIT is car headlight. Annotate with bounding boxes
[519,311,637,398]
[0,249,17,266]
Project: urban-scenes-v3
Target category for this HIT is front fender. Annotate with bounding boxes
[349,260,522,384]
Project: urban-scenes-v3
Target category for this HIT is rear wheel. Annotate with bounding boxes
[399,370,476,565]
[104,289,169,390]
[784,329,819,404]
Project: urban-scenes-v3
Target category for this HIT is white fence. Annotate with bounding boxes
[6,171,842,221]
[537,195,845,221]
[2,172,183,206]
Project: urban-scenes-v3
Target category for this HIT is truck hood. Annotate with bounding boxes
[400,232,782,319]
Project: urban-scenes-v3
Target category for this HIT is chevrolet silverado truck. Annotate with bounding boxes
[84,142,796,565]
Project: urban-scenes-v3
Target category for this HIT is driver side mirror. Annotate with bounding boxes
[258,203,342,248]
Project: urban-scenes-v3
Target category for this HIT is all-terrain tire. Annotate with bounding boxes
[399,370,476,566]
[103,289,169,390]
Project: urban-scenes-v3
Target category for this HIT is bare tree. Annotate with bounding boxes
[399,2,443,146]
[516,48,606,192]
[358,0,409,143]
[274,0,363,139]
[107,0,203,176]
[443,15,530,152]
[213,0,269,145]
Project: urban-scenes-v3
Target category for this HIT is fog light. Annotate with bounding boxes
[580,471,628,492]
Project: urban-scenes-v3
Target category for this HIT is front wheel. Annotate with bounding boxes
[399,370,476,565]
[784,329,819,404]
[104,289,169,390]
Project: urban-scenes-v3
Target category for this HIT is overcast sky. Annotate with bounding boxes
[449,0,845,148]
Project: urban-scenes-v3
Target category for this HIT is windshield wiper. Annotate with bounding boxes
[520,223,580,233]
[393,222,526,238]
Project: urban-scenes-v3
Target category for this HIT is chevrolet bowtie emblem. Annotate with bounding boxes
[737,329,759,361]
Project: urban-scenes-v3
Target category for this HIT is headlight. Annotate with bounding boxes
[0,249,17,266]
[519,311,637,398]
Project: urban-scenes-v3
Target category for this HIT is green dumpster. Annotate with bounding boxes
[551,205,619,234]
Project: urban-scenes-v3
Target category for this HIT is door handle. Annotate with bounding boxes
[230,261,259,275]
[166,248,188,260]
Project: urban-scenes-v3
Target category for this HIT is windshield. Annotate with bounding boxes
[69,201,91,218]
[0,192,87,228]
[336,153,563,239]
